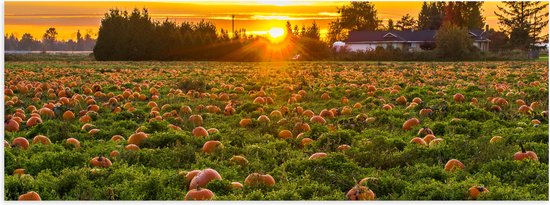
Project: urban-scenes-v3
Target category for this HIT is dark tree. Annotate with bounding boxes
[42,27,58,50]
[396,14,416,31]
[387,19,395,31]
[435,23,477,60]
[418,2,446,30]
[495,2,549,49]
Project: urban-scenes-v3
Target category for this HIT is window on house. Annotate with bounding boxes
[411,43,417,48]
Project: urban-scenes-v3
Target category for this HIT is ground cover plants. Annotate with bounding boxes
[4,61,548,200]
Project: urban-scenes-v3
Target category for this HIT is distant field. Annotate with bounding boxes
[4,61,549,200]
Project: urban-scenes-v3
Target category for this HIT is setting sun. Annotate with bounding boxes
[268,27,285,43]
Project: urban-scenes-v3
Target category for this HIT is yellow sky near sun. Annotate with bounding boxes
[2,1,526,40]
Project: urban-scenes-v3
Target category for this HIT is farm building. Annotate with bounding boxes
[344,28,490,52]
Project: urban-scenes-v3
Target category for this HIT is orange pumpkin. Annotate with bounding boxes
[489,136,503,144]
[90,156,112,168]
[26,116,42,128]
[12,137,29,150]
[18,191,41,201]
[444,159,465,172]
[62,110,75,120]
[410,137,427,146]
[202,140,223,153]
[423,134,436,144]
[453,93,465,103]
[309,152,328,160]
[346,185,375,200]
[244,173,275,187]
[111,135,125,142]
[189,168,222,189]
[239,118,252,127]
[337,144,351,151]
[402,118,420,130]
[184,170,201,182]
[513,143,538,161]
[125,144,140,151]
[192,127,209,137]
[278,130,293,139]
[128,132,148,146]
[66,138,81,149]
[230,155,249,166]
[468,186,489,199]
[5,119,20,132]
[184,188,215,200]
[310,115,327,124]
[231,182,244,189]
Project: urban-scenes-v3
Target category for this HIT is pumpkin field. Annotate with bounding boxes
[3,61,549,200]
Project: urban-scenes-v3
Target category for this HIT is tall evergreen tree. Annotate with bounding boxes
[495,1,549,49]
[387,19,395,31]
[396,14,416,31]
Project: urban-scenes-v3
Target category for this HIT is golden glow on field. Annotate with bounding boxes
[268,27,285,43]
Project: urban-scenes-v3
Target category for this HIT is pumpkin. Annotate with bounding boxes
[310,115,327,124]
[468,186,489,199]
[239,118,252,127]
[244,173,275,187]
[489,136,503,143]
[257,115,270,123]
[14,168,25,176]
[402,118,420,130]
[202,140,223,153]
[66,138,81,149]
[278,130,293,139]
[62,110,75,120]
[18,191,41,201]
[518,105,533,114]
[5,119,20,132]
[4,140,10,148]
[125,144,140,151]
[12,137,29,150]
[111,135,125,142]
[230,155,249,166]
[423,134,436,144]
[301,138,314,147]
[444,159,465,172]
[395,96,407,105]
[184,188,215,200]
[184,170,202,182]
[192,127,209,137]
[513,142,538,161]
[295,122,311,132]
[188,115,203,126]
[189,168,222,189]
[453,93,465,102]
[346,185,375,200]
[337,144,351,151]
[90,156,112,168]
[410,137,427,146]
[231,182,244,189]
[25,116,42,127]
[321,93,330,100]
[417,127,434,137]
[110,150,120,158]
[309,152,328,160]
[88,129,100,135]
[128,132,148,146]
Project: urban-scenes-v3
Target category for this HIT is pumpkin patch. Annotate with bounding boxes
[3,61,548,200]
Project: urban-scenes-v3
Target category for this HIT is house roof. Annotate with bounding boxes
[345,29,489,43]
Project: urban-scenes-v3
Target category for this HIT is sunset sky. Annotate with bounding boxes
[3,1,518,41]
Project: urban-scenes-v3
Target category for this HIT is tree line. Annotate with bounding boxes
[93,8,327,61]
[5,28,96,51]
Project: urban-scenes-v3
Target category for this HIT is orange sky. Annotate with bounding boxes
[3,1,523,41]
